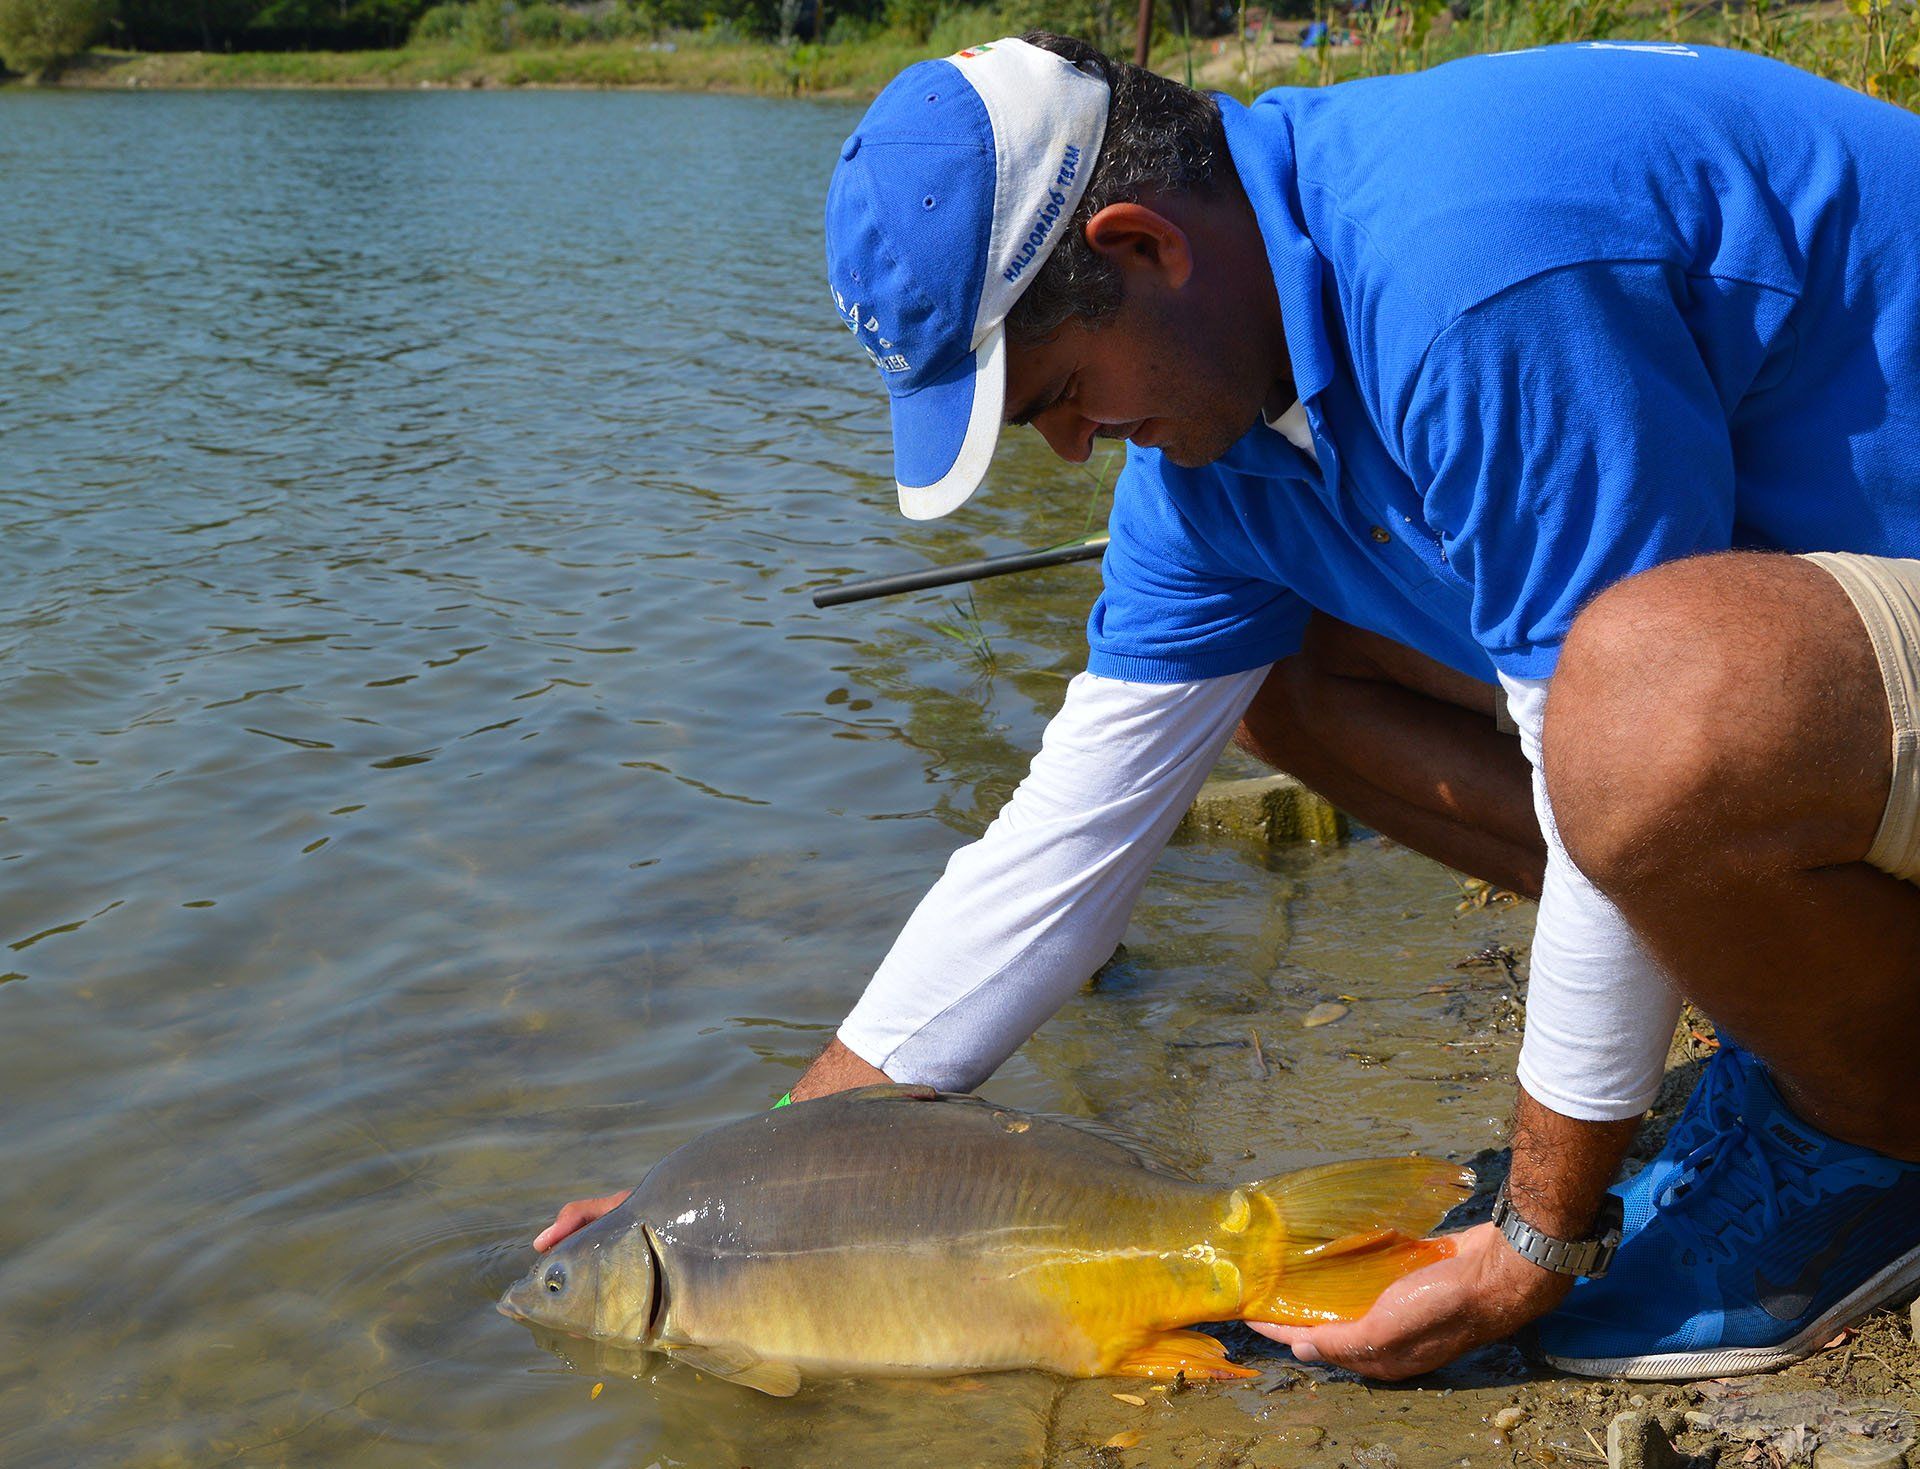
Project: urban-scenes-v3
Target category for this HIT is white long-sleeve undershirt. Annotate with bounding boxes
[1498,673,1680,1122]
[839,667,1267,1090]
[839,665,1680,1122]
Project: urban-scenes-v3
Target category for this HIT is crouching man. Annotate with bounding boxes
[548,34,1920,1380]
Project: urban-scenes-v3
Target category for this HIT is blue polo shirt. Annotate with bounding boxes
[1085,42,1920,685]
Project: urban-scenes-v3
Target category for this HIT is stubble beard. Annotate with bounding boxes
[1158,398,1266,469]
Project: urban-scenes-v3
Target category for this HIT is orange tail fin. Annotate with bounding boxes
[1236,1157,1472,1325]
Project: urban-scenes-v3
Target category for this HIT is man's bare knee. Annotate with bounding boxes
[1548,553,1888,896]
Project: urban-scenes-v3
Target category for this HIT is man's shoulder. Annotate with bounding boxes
[1262,44,1853,330]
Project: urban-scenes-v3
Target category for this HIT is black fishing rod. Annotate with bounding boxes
[811,534,1109,609]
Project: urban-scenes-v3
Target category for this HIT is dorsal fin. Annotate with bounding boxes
[834,1087,1195,1179]
[1022,1110,1195,1180]
[840,1082,942,1103]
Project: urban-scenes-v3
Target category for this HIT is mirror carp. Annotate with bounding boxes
[499,1085,1472,1396]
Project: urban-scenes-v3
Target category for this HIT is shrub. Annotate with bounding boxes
[823,9,876,40]
[605,2,660,37]
[515,0,564,39]
[410,0,470,38]
[883,0,939,39]
[0,0,110,74]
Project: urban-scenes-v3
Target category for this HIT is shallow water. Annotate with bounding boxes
[0,90,1535,1467]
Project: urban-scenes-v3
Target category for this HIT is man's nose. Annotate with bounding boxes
[1032,406,1096,463]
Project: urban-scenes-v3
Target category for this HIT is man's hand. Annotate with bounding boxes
[1247,1222,1570,1380]
[532,1038,892,1250]
[1247,1088,1638,1379]
[534,1190,632,1252]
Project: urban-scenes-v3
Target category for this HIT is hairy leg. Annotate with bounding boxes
[1548,551,1920,1161]
[1240,615,1545,895]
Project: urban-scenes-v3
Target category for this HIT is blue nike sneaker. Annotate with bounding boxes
[1613,1040,1750,1241]
[1540,1052,1920,1379]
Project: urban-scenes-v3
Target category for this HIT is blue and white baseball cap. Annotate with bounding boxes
[825,38,1110,520]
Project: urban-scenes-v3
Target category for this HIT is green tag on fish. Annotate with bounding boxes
[772,1092,793,1109]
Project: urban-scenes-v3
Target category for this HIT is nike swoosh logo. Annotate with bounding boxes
[1754,1204,1877,1322]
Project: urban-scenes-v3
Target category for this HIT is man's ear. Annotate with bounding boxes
[1082,203,1194,290]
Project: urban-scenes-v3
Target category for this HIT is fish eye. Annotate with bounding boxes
[545,1266,566,1293]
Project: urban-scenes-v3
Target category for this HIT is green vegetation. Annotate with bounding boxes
[0,0,110,75]
[1272,0,1919,105]
[2,0,1913,111]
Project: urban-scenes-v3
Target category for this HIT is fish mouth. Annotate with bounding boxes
[498,1295,596,1341]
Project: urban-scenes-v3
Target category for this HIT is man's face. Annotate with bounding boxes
[1000,220,1284,471]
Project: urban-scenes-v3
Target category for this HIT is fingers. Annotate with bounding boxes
[533,1189,632,1252]
[1246,1309,1445,1380]
[1242,1322,1343,1369]
[1296,1328,1424,1381]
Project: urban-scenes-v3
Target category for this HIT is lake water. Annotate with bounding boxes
[0,90,1535,1467]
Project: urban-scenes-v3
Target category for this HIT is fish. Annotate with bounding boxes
[498,1084,1472,1396]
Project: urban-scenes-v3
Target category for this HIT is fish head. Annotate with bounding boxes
[498,1210,659,1345]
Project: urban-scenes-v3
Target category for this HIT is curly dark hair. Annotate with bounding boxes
[1004,32,1230,344]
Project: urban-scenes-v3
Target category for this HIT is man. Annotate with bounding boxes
[544,34,1920,1380]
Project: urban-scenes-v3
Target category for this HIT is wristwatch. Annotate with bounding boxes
[1491,1182,1624,1279]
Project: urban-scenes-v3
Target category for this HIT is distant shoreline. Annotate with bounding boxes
[17,41,948,99]
[7,15,1915,109]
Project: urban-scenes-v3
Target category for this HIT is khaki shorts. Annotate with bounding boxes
[1803,551,1920,882]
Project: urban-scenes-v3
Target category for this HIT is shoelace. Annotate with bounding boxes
[1654,1047,1747,1167]
[1659,1118,1891,1264]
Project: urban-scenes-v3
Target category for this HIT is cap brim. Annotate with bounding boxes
[891,322,1005,521]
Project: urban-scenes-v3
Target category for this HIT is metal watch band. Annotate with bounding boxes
[1491,1183,1624,1279]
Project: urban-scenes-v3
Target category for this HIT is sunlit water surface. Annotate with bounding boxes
[0,90,1531,1468]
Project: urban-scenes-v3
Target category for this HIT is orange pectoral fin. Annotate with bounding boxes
[1112,1330,1261,1382]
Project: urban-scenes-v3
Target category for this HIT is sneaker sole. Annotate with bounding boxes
[1543,1243,1920,1380]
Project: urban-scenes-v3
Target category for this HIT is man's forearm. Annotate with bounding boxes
[789,1037,890,1101]
[836,668,1267,1089]
[1506,1083,1639,1239]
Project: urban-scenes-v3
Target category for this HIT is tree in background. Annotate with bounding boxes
[113,0,436,47]
[0,0,112,72]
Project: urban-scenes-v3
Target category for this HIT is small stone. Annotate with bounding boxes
[1180,773,1349,845]
[1104,1428,1141,1449]
[1607,1410,1683,1469]
[1628,1393,1649,1407]
[1812,1435,1915,1469]
[1303,1001,1350,1028]
[1491,1406,1528,1431]
[1683,1411,1713,1432]
[1111,1393,1146,1406]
